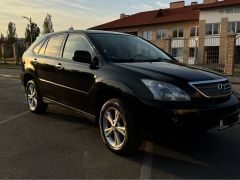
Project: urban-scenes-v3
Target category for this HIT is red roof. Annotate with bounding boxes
[90,0,240,30]
[194,0,240,10]
[90,5,200,30]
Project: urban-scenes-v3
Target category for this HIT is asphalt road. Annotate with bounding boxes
[0,68,240,179]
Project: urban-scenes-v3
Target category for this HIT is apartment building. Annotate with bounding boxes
[91,0,240,68]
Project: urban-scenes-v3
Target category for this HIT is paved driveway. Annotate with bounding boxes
[0,69,240,178]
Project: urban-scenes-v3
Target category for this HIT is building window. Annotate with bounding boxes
[206,23,220,35]
[172,28,184,38]
[143,31,153,40]
[157,29,167,39]
[228,21,240,33]
[172,48,183,57]
[190,26,199,37]
[189,47,198,58]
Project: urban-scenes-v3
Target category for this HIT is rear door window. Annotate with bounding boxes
[33,39,46,54]
[38,39,48,55]
[45,34,66,58]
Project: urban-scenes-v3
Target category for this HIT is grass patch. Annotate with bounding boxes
[234,68,240,76]
[0,63,20,69]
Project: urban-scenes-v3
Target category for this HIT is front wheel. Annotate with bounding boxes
[25,80,48,114]
[99,99,140,155]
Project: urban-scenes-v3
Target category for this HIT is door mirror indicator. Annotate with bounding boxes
[72,50,91,64]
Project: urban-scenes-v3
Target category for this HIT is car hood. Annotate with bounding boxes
[115,61,225,82]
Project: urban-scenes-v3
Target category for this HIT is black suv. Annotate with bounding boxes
[21,30,240,154]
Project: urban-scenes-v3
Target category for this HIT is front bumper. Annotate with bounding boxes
[136,94,240,132]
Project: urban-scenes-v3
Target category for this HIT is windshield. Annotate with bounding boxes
[89,33,173,63]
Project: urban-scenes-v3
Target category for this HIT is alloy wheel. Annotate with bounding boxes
[26,82,38,111]
[102,107,127,149]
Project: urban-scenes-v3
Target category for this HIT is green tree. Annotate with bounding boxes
[42,13,54,34]
[7,21,17,44]
[0,33,4,43]
[25,22,41,44]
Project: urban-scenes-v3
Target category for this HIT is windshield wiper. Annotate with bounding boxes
[148,58,172,62]
[135,58,170,63]
[111,58,136,63]
[111,58,172,63]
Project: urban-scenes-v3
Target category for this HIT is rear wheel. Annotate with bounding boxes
[25,80,48,113]
[99,99,140,155]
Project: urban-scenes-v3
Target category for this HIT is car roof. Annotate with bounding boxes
[33,30,132,48]
[42,30,128,37]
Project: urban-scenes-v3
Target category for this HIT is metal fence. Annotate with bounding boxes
[169,36,226,73]
[4,43,14,58]
[0,42,27,64]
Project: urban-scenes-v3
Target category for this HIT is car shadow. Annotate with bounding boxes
[42,104,240,178]
[140,129,240,178]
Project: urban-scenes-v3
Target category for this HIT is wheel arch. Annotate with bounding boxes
[92,82,137,123]
[22,68,38,87]
[23,73,36,87]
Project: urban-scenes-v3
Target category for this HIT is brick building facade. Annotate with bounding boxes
[91,0,240,75]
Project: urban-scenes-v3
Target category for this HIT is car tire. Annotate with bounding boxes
[99,98,141,155]
[25,79,48,114]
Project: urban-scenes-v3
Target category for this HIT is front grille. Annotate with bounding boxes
[190,79,232,98]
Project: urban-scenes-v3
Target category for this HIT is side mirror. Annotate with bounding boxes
[72,50,91,64]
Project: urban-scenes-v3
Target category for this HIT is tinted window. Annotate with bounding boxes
[90,34,171,63]
[45,34,65,57]
[38,39,48,55]
[63,34,93,60]
[33,40,45,54]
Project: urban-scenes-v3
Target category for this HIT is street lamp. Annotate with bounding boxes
[21,16,32,44]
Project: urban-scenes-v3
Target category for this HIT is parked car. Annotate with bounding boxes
[21,30,240,154]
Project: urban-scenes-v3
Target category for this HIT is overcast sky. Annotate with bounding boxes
[0,0,202,38]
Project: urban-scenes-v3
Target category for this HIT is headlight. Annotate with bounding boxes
[141,79,191,101]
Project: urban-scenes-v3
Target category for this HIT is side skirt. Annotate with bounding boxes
[43,97,96,122]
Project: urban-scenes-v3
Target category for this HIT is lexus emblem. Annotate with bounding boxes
[217,84,226,93]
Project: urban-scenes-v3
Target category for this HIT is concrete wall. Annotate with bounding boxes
[200,6,240,23]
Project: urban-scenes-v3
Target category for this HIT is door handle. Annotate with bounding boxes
[55,63,64,70]
[33,58,37,64]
